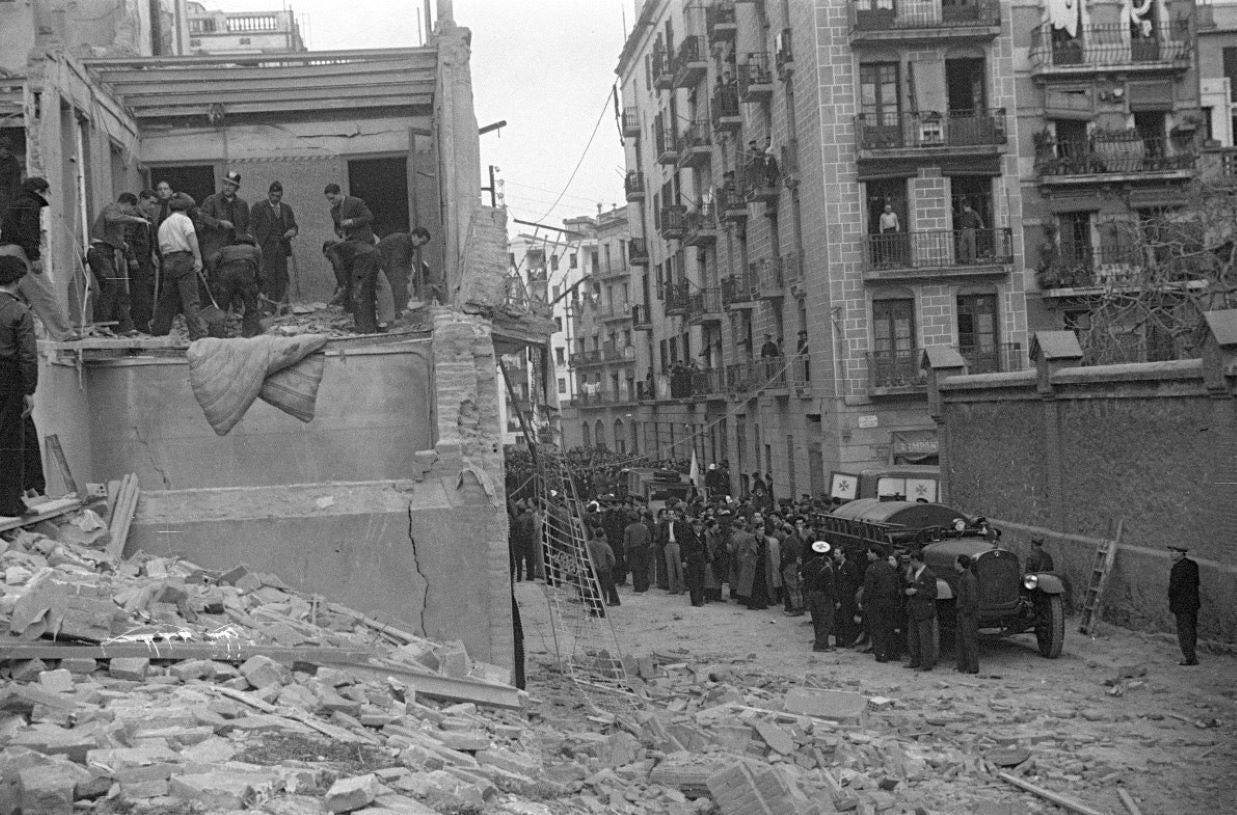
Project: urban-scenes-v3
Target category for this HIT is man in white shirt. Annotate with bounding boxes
[150,193,207,339]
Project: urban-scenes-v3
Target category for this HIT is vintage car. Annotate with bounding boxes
[818,499,1065,658]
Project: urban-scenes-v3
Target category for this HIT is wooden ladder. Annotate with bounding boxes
[1078,518,1123,635]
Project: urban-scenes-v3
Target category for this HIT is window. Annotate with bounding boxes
[558,378,566,394]
[957,293,1000,373]
[871,297,918,387]
[554,317,562,332]
[555,347,565,365]
[860,63,900,128]
[550,254,559,272]
[570,252,578,269]
[238,37,251,45]
[190,39,202,47]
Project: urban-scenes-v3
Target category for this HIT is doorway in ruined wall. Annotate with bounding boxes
[147,165,217,206]
[347,157,410,238]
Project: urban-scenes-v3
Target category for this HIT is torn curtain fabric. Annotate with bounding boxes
[186,335,328,436]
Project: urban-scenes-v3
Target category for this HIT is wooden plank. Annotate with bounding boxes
[319,657,523,710]
[0,641,381,663]
[106,473,138,561]
[1117,789,1144,815]
[44,434,81,497]
[998,772,1109,815]
[0,497,82,533]
[117,81,433,108]
[210,685,379,744]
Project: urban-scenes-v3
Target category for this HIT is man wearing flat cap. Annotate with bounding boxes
[198,170,250,281]
[1168,545,1200,666]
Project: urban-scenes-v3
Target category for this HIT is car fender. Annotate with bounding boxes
[935,577,954,600]
[1030,573,1065,595]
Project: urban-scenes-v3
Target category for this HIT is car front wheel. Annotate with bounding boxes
[1035,594,1064,658]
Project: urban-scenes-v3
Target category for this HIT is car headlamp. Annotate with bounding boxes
[1023,574,1039,590]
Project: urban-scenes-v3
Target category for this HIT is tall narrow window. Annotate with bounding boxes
[871,297,917,387]
[860,62,901,145]
[957,293,999,373]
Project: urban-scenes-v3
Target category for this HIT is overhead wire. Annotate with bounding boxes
[533,90,614,224]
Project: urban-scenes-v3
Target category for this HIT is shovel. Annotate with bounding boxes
[195,266,228,331]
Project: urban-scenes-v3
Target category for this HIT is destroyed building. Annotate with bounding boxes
[1,2,549,673]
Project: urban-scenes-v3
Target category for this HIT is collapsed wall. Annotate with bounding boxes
[39,314,513,669]
[925,319,1237,644]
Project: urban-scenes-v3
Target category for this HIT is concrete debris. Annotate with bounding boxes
[2,509,1220,815]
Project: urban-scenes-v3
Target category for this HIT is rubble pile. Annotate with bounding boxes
[0,512,1179,815]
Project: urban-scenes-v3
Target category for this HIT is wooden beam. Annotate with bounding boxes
[132,98,431,118]
[85,47,436,68]
[116,82,432,108]
[0,641,382,663]
[103,72,430,97]
[0,497,82,534]
[998,772,1109,815]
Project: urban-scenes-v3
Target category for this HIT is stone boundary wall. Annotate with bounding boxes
[925,318,1237,643]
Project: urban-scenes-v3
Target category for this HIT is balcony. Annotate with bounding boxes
[652,45,673,89]
[1202,146,1237,186]
[721,271,760,309]
[718,184,748,223]
[711,85,742,134]
[602,341,637,363]
[861,228,1014,281]
[1035,243,1185,293]
[636,380,656,402]
[656,126,679,165]
[775,28,793,80]
[856,108,1007,154]
[596,261,629,282]
[1034,133,1196,185]
[744,156,780,205]
[624,170,646,202]
[621,107,640,138]
[707,1,737,43]
[787,353,812,394]
[670,365,725,400]
[849,0,1002,44]
[659,205,687,241]
[684,205,719,246]
[780,138,800,188]
[628,237,650,266]
[665,281,691,316]
[866,348,927,394]
[673,36,707,88]
[1029,22,1192,77]
[687,286,723,325]
[571,349,604,368]
[598,301,632,324]
[677,120,713,170]
[738,53,774,102]
[632,303,653,330]
[957,342,1024,375]
[726,359,788,397]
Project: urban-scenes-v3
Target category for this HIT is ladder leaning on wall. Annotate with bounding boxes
[1078,518,1123,636]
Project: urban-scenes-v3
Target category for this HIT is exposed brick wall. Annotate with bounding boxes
[938,360,1237,643]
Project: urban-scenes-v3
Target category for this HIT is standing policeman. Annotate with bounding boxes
[1168,544,1200,666]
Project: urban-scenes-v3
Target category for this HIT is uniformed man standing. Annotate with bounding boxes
[1168,544,1200,666]
[904,550,938,671]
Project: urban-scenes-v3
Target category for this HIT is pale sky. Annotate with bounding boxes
[208,0,631,234]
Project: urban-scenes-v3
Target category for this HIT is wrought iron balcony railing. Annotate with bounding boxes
[659,205,687,240]
[863,227,1014,271]
[621,107,640,138]
[707,0,737,41]
[1029,22,1192,72]
[628,237,650,265]
[866,348,927,391]
[631,303,652,330]
[712,85,741,132]
[687,286,723,322]
[738,52,773,101]
[857,108,1007,151]
[721,271,759,307]
[850,0,1001,33]
[673,35,707,88]
[665,281,691,314]
[957,341,1024,375]
[624,171,646,201]
[1034,133,1195,177]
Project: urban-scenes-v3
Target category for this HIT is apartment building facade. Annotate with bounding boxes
[557,207,643,453]
[1016,0,1207,360]
[615,0,1027,499]
[186,2,307,55]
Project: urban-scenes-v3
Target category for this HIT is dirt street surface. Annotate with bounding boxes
[518,580,1236,815]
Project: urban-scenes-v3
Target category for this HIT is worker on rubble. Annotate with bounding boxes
[87,192,151,335]
[324,184,382,333]
[198,171,251,281]
[213,234,264,338]
[250,181,298,312]
[0,255,36,518]
[150,193,207,340]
